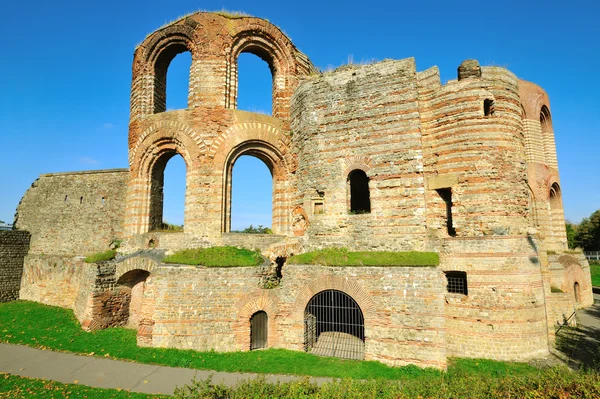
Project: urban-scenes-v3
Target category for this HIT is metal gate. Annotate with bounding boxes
[250,311,268,350]
[304,289,365,360]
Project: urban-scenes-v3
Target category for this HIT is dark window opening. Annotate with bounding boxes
[484,99,495,116]
[64,195,68,202]
[304,289,365,360]
[445,271,468,295]
[250,311,268,350]
[148,239,156,249]
[101,196,105,205]
[436,188,456,236]
[80,197,83,205]
[237,52,273,115]
[275,257,286,279]
[348,170,371,214]
[549,183,561,210]
[574,282,580,303]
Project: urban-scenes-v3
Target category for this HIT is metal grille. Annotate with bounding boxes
[250,311,268,350]
[304,290,365,360]
[446,271,468,295]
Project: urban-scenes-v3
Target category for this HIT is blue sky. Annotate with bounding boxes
[0,0,598,229]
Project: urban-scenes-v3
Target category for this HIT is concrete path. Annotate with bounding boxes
[556,293,600,368]
[0,343,331,395]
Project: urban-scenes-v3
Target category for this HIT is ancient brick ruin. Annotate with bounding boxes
[6,12,594,369]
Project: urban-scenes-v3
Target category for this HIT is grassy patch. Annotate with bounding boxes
[590,261,600,286]
[0,373,168,398]
[163,246,263,267]
[288,248,439,266]
[551,286,564,293]
[84,250,117,263]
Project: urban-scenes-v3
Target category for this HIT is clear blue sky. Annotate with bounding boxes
[1,0,598,229]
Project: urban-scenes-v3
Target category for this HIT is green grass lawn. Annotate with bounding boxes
[162,246,263,267]
[85,250,117,263]
[0,373,169,399]
[590,261,600,286]
[0,301,535,381]
[287,248,439,266]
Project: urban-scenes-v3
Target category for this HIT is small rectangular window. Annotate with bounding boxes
[445,271,468,295]
[484,99,495,116]
[314,202,324,215]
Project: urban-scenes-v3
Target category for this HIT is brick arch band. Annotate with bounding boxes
[211,121,293,235]
[233,291,280,350]
[292,275,376,327]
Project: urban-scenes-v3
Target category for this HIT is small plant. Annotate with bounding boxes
[84,250,116,263]
[551,286,564,293]
[547,250,557,255]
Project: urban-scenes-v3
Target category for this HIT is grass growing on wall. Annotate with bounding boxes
[163,246,263,267]
[0,373,169,399]
[0,301,543,381]
[84,250,117,263]
[287,248,439,266]
[590,261,600,286]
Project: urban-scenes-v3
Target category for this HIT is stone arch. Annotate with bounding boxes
[210,122,292,235]
[225,21,309,118]
[342,155,372,177]
[292,275,376,327]
[139,24,197,114]
[115,256,159,280]
[232,291,279,350]
[126,121,205,234]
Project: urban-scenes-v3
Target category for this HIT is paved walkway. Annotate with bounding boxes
[0,343,330,395]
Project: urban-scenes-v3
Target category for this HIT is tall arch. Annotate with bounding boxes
[131,23,196,120]
[547,181,567,249]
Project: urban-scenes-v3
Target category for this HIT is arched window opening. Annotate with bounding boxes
[574,282,580,303]
[549,183,561,210]
[231,155,273,233]
[540,105,552,134]
[304,289,365,360]
[250,311,268,350]
[115,270,150,329]
[236,52,273,115]
[153,46,191,113]
[149,153,186,231]
[348,170,371,214]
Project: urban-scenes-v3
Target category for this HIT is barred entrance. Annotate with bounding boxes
[304,289,365,360]
[250,311,268,350]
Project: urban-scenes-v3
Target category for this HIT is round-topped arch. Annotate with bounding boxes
[125,121,204,235]
[210,121,293,235]
[131,22,197,120]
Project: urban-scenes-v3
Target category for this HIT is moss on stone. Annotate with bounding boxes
[84,250,116,263]
[287,248,439,267]
[163,246,263,267]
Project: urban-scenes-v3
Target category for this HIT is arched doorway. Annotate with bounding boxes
[250,311,268,350]
[304,289,365,360]
[116,269,150,329]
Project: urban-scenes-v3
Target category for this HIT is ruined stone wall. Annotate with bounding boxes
[290,59,428,251]
[418,63,530,238]
[15,169,128,256]
[19,254,96,322]
[134,263,447,369]
[441,236,549,360]
[0,231,30,302]
[548,252,593,308]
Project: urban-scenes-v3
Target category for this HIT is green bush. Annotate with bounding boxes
[163,246,263,267]
[287,248,439,266]
[590,261,600,286]
[173,368,600,399]
[84,250,117,263]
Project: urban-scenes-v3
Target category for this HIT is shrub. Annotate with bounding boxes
[163,246,263,267]
[84,250,116,263]
[288,248,439,266]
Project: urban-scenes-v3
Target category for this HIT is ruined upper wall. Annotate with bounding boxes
[15,169,128,255]
[129,11,317,134]
[0,230,30,302]
[290,59,429,250]
[417,61,530,237]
